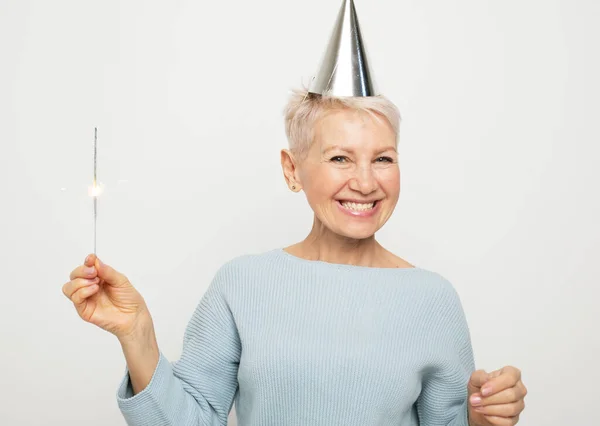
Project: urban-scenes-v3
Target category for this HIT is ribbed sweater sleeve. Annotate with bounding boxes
[116,265,240,426]
[415,282,475,426]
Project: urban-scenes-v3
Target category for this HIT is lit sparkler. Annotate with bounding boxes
[88,127,103,254]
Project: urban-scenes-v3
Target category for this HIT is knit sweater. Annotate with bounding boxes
[116,249,475,426]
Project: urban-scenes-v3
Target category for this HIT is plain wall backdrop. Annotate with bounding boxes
[1,0,598,425]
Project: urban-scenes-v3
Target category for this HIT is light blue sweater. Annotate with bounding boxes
[116,249,475,425]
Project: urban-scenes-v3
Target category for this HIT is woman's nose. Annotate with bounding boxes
[348,165,378,194]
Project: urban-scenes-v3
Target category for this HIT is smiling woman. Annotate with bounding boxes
[62,0,528,425]
[281,91,404,253]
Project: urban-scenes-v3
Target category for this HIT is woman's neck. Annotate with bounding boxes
[284,217,397,268]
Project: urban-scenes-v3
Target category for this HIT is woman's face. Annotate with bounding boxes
[295,109,400,240]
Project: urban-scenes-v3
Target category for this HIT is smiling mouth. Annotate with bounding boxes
[338,200,378,211]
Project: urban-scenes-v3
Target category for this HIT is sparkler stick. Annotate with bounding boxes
[93,127,97,254]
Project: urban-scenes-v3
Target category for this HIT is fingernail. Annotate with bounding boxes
[470,395,482,406]
[481,386,492,396]
[86,277,99,285]
[84,266,96,275]
[85,255,90,263]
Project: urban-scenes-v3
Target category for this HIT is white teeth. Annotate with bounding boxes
[341,201,375,211]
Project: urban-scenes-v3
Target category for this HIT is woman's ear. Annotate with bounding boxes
[280,149,301,192]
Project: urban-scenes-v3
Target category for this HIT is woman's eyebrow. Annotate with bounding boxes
[321,145,350,155]
[375,147,398,155]
[321,146,397,155]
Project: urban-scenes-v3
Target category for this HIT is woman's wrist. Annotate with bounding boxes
[118,312,156,347]
[118,315,160,395]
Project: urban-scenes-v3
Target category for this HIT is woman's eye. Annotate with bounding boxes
[330,156,347,163]
[376,156,394,163]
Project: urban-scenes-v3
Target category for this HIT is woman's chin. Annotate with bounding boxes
[329,210,385,239]
[334,223,380,240]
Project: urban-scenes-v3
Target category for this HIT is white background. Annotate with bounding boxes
[1,0,598,425]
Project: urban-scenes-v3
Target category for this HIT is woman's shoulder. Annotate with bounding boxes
[379,249,416,269]
[380,250,457,289]
[208,249,284,283]
[215,248,281,270]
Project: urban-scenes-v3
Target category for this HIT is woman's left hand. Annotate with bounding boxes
[467,366,527,426]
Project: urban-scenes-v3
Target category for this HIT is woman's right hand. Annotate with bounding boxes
[62,254,151,341]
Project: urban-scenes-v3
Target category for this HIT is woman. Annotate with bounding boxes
[63,1,527,425]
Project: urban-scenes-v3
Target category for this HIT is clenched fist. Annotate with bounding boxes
[468,366,528,426]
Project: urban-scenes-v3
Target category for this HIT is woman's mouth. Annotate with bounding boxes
[340,201,376,211]
[336,200,380,217]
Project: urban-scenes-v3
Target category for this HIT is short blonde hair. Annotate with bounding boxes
[283,88,401,159]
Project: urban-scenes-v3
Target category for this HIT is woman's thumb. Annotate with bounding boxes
[468,370,490,396]
[94,258,129,287]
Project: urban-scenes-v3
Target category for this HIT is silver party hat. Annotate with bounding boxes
[309,0,379,97]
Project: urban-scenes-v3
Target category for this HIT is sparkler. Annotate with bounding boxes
[89,127,102,254]
[93,127,98,254]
